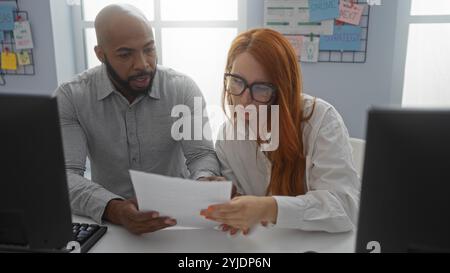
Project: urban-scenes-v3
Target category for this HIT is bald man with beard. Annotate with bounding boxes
[54,4,220,235]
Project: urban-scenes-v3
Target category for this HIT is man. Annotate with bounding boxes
[54,4,220,235]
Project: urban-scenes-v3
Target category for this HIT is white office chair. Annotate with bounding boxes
[349,138,366,177]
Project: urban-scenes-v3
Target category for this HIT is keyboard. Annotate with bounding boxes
[71,223,107,253]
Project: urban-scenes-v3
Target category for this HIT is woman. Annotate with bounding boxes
[200,28,360,234]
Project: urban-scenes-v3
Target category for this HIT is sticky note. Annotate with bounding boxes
[0,6,15,31]
[14,21,34,50]
[17,51,31,66]
[309,0,340,22]
[319,25,362,51]
[0,1,17,9]
[285,35,303,59]
[338,0,364,26]
[301,36,320,63]
[1,51,17,70]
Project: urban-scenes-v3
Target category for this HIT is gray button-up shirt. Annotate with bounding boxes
[54,65,220,223]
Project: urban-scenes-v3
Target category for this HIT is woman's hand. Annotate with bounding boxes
[201,196,278,234]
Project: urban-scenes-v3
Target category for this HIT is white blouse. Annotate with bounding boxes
[215,94,360,233]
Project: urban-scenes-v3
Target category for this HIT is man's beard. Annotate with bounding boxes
[104,56,156,95]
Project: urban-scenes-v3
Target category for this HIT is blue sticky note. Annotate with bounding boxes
[0,1,17,9]
[319,25,362,51]
[309,0,340,22]
[0,6,14,31]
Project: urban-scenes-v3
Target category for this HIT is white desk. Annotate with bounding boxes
[73,215,356,253]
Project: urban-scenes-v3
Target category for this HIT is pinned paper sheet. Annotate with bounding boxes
[0,5,14,31]
[17,51,31,66]
[265,0,309,24]
[294,20,334,35]
[301,36,320,63]
[309,0,340,22]
[130,170,232,228]
[320,25,362,51]
[338,0,364,26]
[1,51,17,70]
[285,35,303,60]
[298,7,309,22]
[14,21,34,50]
[264,0,334,35]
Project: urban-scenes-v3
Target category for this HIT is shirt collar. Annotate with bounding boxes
[148,67,160,100]
[97,64,161,101]
[96,65,115,101]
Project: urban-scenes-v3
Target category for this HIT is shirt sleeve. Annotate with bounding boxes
[273,107,361,233]
[179,76,221,180]
[215,139,245,195]
[55,86,124,223]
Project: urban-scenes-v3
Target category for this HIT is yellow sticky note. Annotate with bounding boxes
[17,51,31,66]
[1,51,17,70]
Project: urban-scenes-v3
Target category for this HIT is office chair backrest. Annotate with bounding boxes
[349,137,365,177]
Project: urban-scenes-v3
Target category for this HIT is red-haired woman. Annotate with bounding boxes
[201,28,360,234]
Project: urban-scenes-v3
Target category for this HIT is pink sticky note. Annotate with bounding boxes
[285,35,303,59]
[338,1,364,26]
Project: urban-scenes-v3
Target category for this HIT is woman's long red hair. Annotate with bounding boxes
[223,28,315,196]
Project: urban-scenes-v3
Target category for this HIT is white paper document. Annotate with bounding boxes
[130,170,232,228]
[13,21,34,50]
[301,36,320,62]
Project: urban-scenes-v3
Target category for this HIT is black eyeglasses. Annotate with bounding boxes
[224,73,277,103]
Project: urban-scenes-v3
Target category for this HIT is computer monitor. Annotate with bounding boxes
[356,108,450,253]
[0,93,73,252]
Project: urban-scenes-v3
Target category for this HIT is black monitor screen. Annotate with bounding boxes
[0,94,72,251]
[356,108,450,253]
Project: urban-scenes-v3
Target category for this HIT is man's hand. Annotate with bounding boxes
[197,176,241,198]
[197,176,226,182]
[104,199,176,235]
